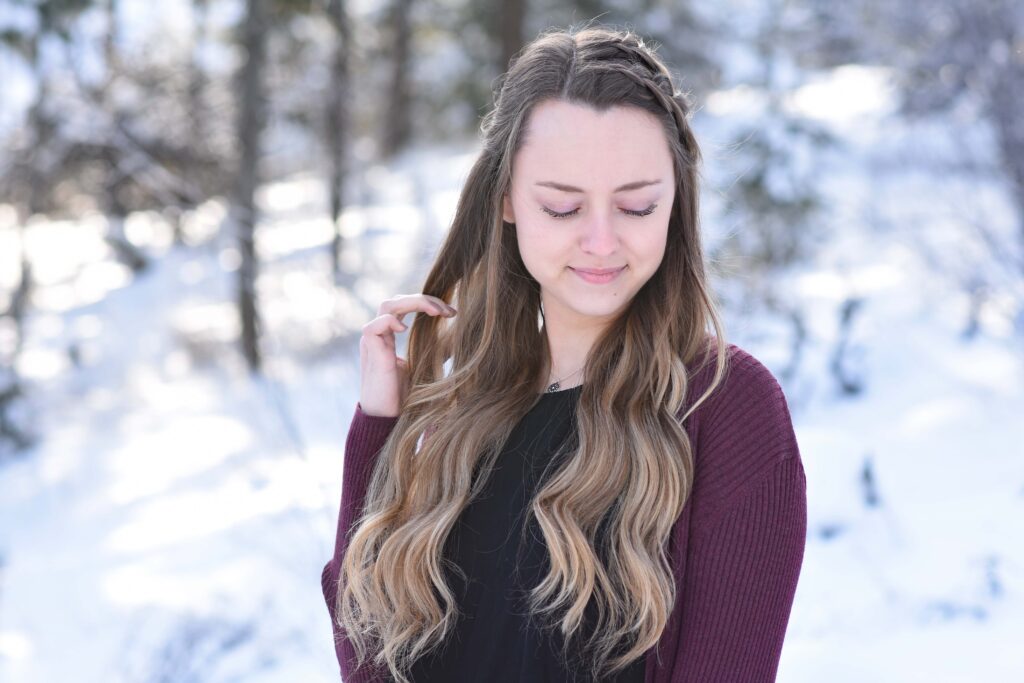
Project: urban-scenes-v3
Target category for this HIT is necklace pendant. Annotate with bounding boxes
[546,381,560,393]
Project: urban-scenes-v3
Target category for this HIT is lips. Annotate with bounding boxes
[571,265,626,284]
[572,266,626,275]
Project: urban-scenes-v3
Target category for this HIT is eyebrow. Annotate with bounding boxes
[534,179,663,193]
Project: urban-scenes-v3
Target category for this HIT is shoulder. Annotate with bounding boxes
[684,342,803,520]
[684,340,790,419]
[714,342,789,416]
[683,341,787,418]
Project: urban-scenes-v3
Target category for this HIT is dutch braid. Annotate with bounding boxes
[563,33,695,152]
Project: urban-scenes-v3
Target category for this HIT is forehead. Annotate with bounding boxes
[514,99,674,186]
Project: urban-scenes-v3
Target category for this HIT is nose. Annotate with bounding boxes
[578,209,620,257]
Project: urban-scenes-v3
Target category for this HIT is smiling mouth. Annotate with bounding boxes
[570,266,626,284]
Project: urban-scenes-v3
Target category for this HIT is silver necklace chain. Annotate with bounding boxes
[546,366,584,393]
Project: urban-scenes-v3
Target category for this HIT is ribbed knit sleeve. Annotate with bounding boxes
[671,346,807,682]
[321,402,399,682]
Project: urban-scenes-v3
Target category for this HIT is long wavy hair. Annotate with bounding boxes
[334,24,730,683]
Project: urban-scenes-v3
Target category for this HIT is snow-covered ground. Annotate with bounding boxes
[1,64,1023,682]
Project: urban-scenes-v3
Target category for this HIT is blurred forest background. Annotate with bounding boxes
[1,0,1022,681]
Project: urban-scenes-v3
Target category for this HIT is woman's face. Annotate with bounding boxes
[503,99,675,329]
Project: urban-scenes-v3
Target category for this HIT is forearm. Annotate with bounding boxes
[673,456,807,682]
[322,402,399,680]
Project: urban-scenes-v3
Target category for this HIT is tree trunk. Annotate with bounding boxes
[182,0,211,246]
[327,0,352,283]
[189,0,210,146]
[499,0,526,71]
[100,0,148,272]
[382,0,413,158]
[233,0,269,374]
[989,77,1024,278]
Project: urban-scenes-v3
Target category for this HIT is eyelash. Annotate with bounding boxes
[541,204,658,220]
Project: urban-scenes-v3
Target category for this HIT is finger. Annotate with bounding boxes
[379,295,454,318]
[378,294,429,317]
[363,313,407,337]
[425,295,457,314]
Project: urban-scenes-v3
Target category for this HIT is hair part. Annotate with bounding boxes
[335,22,730,683]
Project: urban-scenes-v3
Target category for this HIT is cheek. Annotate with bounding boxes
[643,223,670,262]
[514,225,545,276]
[622,220,667,251]
[516,224,567,271]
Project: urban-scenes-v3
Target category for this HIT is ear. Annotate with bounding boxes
[502,193,515,224]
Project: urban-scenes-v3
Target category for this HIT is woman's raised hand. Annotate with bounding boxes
[358,293,457,418]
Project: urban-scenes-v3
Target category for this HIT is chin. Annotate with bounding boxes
[566,294,633,319]
[539,273,638,316]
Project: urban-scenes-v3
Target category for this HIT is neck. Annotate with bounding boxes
[540,301,613,391]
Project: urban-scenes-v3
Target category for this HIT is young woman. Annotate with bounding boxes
[322,25,807,683]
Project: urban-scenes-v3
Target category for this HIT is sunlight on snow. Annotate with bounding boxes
[17,347,69,381]
[897,395,978,437]
[169,300,240,341]
[124,211,176,250]
[704,83,768,117]
[37,261,133,311]
[101,554,259,610]
[16,310,74,380]
[703,65,895,128]
[13,213,134,312]
[105,414,253,505]
[785,65,896,123]
[179,198,229,245]
[0,630,33,661]
[255,173,324,214]
[0,207,20,291]
[22,214,109,285]
[105,472,297,554]
[258,216,335,258]
[792,262,907,307]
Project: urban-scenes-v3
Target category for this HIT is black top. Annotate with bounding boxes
[406,384,647,683]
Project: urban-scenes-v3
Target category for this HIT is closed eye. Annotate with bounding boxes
[541,204,658,219]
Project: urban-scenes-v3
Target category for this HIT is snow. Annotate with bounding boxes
[1,60,1024,683]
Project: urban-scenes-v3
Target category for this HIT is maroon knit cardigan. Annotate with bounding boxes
[321,343,807,682]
